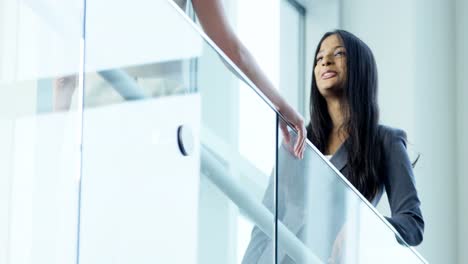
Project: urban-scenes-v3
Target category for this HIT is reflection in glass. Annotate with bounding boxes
[76,1,277,263]
[274,128,426,263]
[0,0,84,263]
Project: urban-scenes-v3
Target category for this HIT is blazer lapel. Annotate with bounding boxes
[330,142,348,172]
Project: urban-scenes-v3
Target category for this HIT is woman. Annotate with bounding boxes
[242,30,424,264]
[309,29,424,246]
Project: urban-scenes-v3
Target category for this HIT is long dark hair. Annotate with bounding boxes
[307,30,381,201]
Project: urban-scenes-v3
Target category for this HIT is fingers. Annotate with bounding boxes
[55,75,78,90]
[293,123,306,159]
[280,122,296,156]
[54,75,78,112]
[280,121,291,145]
[301,125,307,156]
[280,119,307,159]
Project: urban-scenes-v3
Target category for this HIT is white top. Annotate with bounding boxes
[325,155,332,160]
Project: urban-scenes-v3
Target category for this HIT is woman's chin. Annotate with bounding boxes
[319,85,335,92]
[319,86,343,98]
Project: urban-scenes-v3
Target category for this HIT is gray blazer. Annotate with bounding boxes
[241,125,424,264]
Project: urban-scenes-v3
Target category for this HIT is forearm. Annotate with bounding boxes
[192,0,307,158]
[233,44,288,111]
[385,213,424,246]
[192,0,287,111]
[384,128,425,246]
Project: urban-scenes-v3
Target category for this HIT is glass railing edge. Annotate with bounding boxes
[285,127,428,263]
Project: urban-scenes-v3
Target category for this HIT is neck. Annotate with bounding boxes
[325,97,345,132]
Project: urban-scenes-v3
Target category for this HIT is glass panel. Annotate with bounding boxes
[275,126,427,263]
[198,42,277,264]
[78,1,201,263]
[79,0,201,109]
[0,0,84,263]
[78,1,276,264]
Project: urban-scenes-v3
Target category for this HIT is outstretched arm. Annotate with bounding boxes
[192,0,306,158]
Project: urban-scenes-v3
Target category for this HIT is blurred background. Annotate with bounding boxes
[0,0,466,263]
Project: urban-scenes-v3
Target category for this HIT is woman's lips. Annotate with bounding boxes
[322,71,337,79]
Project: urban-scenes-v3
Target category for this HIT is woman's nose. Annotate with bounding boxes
[322,56,333,66]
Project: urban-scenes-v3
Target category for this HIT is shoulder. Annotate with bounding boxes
[377,124,408,148]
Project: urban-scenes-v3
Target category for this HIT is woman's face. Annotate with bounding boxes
[314,34,347,97]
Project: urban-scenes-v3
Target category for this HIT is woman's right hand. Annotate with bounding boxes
[278,102,307,159]
[54,75,78,111]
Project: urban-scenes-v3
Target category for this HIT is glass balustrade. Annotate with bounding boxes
[0,0,85,263]
[0,0,427,263]
[273,126,427,264]
[77,1,276,263]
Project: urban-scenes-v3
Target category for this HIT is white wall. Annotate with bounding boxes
[339,0,419,240]
[456,0,468,263]
[303,0,340,120]
[412,1,457,263]
[0,0,18,83]
[341,0,417,136]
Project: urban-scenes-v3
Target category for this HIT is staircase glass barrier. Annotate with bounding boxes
[0,0,84,263]
[77,0,276,263]
[0,0,429,263]
[275,126,428,263]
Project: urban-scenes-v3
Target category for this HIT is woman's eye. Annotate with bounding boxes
[316,57,323,63]
[335,51,345,56]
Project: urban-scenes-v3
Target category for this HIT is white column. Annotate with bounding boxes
[456,0,468,263]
